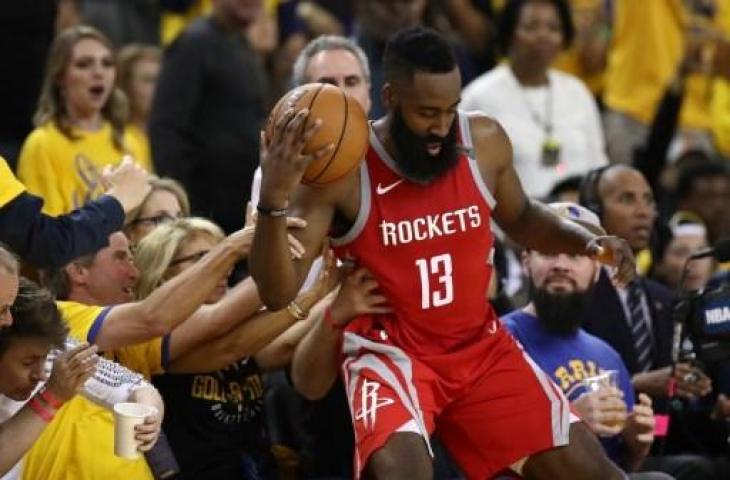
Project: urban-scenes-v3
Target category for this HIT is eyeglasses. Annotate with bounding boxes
[131,213,179,227]
[169,249,210,267]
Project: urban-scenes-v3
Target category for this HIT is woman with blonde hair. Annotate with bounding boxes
[17,25,153,216]
[117,44,162,164]
[133,216,337,478]
[124,176,191,245]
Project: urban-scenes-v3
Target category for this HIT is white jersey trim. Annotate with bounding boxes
[342,332,433,462]
[460,111,498,210]
[331,160,371,247]
[368,123,403,176]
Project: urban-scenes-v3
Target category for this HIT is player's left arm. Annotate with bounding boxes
[469,115,635,284]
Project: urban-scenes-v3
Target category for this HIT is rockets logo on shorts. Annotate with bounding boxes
[355,379,395,429]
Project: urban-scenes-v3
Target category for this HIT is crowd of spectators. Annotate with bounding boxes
[1,0,730,479]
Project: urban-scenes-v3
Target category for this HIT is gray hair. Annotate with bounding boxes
[0,245,19,276]
[291,35,371,88]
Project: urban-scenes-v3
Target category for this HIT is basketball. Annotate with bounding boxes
[266,83,369,186]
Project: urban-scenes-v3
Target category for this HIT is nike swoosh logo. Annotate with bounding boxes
[376,179,404,195]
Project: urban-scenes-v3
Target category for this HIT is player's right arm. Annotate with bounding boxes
[250,108,339,310]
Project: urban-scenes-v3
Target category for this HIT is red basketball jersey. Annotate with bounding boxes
[331,113,498,358]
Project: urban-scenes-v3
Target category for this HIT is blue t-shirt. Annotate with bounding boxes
[503,310,634,467]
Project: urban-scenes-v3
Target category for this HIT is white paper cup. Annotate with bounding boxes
[113,402,157,459]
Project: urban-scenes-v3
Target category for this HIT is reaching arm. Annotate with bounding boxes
[166,277,262,359]
[477,117,594,254]
[292,268,391,400]
[170,248,339,373]
[168,287,324,373]
[249,106,341,310]
[94,229,249,350]
[254,297,328,372]
[290,303,342,400]
[471,116,635,284]
[0,156,150,268]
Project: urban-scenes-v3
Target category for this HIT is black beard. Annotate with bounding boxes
[389,107,460,183]
[530,281,594,336]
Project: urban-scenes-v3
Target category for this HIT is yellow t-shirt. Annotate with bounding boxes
[160,0,212,45]
[711,75,730,156]
[16,121,153,216]
[0,156,25,207]
[552,0,606,95]
[125,123,151,171]
[604,0,729,129]
[21,302,166,480]
[711,4,730,156]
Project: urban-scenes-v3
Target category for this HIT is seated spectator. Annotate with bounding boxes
[652,215,714,292]
[675,161,730,244]
[0,279,96,476]
[579,165,722,479]
[24,225,258,479]
[0,273,162,478]
[117,44,162,166]
[461,0,607,199]
[1,155,151,269]
[124,176,190,246]
[16,25,153,217]
[502,202,664,476]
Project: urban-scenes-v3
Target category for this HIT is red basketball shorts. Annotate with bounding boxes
[341,324,571,479]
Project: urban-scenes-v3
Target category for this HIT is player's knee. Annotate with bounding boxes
[367,433,433,480]
[523,423,627,480]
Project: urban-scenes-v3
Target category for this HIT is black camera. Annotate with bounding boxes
[673,281,730,369]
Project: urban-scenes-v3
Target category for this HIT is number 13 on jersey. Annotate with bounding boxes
[415,253,454,309]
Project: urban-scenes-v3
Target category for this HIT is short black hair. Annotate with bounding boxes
[496,0,575,55]
[0,278,67,357]
[383,26,457,84]
[546,174,584,201]
[675,161,730,200]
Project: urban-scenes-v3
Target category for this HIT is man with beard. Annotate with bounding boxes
[503,202,664,477]
[251,27,636,479]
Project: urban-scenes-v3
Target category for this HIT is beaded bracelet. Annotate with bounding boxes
[28,395,55,423]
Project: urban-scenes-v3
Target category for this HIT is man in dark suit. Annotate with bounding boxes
[579,165,724,479]
[580,165,710,398]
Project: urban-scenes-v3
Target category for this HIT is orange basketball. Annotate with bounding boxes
[266,83,368,186]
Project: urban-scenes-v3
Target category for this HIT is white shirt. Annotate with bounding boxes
[461,64,608,198]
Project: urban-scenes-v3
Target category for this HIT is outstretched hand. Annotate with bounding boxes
[259,99,334,206]
[586,236,636,287]
[103,156,152,216]
[328,267,392,328]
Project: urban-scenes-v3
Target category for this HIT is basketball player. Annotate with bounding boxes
[251,27,635,479]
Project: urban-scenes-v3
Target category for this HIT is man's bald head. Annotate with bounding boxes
[596,165,656,252]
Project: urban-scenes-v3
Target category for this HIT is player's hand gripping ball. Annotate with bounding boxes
[266,83,369,186]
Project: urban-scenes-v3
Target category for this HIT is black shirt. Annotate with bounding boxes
[149,15,266,233]
[154,357,269,479]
